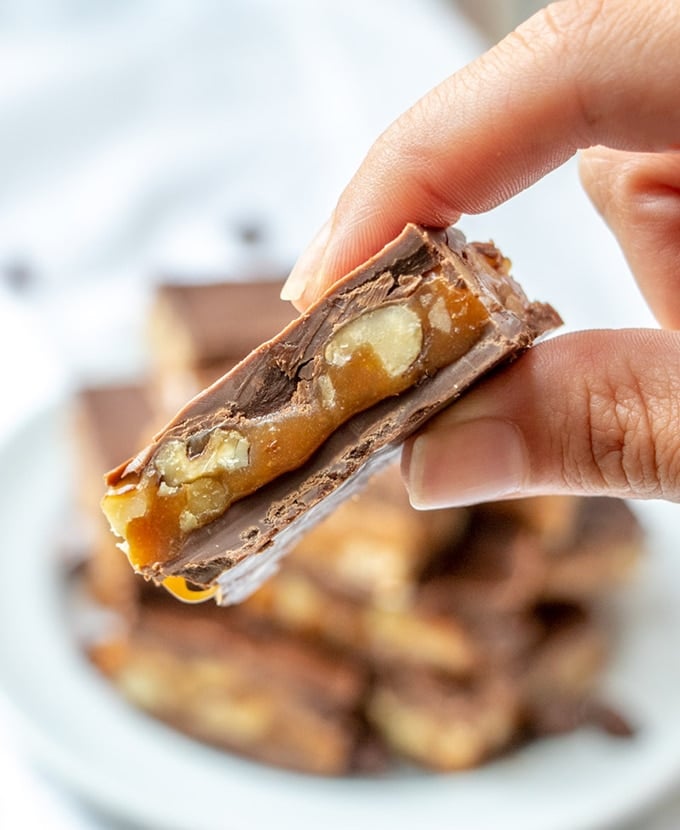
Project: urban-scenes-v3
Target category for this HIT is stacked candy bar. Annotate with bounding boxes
[73,277,642,775]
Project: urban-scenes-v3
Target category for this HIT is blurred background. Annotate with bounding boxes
[2,1,680,829]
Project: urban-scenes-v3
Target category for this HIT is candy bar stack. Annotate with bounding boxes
[73,276,642,775]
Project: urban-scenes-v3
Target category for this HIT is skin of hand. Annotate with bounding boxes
[280,0,680,508]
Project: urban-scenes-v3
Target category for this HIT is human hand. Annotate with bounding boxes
[281,0,680,508]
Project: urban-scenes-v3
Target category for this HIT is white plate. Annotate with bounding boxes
[2,406,680,830]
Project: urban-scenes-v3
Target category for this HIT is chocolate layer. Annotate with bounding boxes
[105,224,561,603]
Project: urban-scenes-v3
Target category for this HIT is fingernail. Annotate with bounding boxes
[404,418,528,509]
[281,217,333,302]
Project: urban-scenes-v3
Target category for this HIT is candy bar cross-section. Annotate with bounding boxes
[102,224,561,604]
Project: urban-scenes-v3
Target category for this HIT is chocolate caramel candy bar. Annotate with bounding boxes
[366,668,521,771]
[102,224,561,604]
[540,497,644,601]
[517,602,634,738]
[90,599,369,774]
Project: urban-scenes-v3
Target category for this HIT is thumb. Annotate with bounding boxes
[401,329,680,507]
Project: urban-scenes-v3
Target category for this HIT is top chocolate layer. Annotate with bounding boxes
[103,224,561,604]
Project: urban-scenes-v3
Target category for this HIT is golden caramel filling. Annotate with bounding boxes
[102,271,489,573]
[162,575,218,603]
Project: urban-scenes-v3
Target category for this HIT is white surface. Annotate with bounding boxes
[0,408,680,830]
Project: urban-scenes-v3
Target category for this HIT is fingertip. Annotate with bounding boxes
[280,217,334,306]
[401,434,431,510]
[279,272,304,304]
[402,419,529,509]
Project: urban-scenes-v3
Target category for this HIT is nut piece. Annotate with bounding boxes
[103,488,148,539]
[154,428,250,487]
[317,374,336,408]
[180,478,230,533]
[325,305,423,377]
[428,296,452,334]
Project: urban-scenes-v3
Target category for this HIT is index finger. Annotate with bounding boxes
[284,0,680,306]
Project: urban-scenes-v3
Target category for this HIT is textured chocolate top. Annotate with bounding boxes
[106,224,561,603]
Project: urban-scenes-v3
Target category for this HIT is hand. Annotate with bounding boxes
[281,0,680,508]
